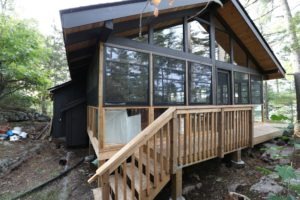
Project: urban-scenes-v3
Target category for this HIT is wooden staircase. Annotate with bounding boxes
[92,147,171,200]
[88,106,254,200]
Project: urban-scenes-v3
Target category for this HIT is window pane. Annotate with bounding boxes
[189,62,212,104]
[153,55,185,104]
[233,40,247,67]
[234,72,249,104]
[153,24,183,51]
[189,20,210,57]
[105,46,149,104]
[251,75,262,104]
[217,71,231,105]
[215,29,231,63]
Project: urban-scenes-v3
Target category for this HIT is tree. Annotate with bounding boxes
[280,0,300,122]
[0,15,50,101]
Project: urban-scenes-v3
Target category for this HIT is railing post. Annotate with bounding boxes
[170,112,183,200]
[170,113,178,174]
[218,108,224,158]
[102,171,110,200]
[249,107,254,148]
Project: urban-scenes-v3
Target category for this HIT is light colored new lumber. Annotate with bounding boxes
[109,174,133,200]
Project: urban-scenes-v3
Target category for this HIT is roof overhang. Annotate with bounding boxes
[60,0,285,80]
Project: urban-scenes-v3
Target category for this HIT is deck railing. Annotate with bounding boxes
[87,105,254,200]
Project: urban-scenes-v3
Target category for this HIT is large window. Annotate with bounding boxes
[251,75,262,104]
[153,24,183,51]
[104,46,149,105]
[189,20,210,57]
[234,72,249,104]
[233,40,247,67]
[215,29,231,63]
[153,55,185,105]
[189,62,212,104]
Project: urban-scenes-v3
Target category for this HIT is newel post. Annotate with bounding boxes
[170,113,182,200]
[218,108,225,158]
[102,171,110,200]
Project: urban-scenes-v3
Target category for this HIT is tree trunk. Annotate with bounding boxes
[281,0,300,122]
[295,73,300,121]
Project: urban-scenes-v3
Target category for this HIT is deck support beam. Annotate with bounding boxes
[171,169,183,200]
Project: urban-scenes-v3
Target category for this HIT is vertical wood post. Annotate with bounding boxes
[170,113,178,174]
[102,171,110,200]
[171,169,182,200]
[98,42,105,150]
[249,107,254,148]
[218,108,224,158]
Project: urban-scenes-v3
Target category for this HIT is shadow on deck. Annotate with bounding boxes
[253,122,287,145]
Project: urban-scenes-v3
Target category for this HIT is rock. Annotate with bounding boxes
[182,182,202,195]
[250,176,284,194]
[0,109,50,123]
[228,182,247,192]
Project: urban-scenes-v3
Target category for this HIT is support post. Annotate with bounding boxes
[218,108,224,158]
[102,171,110,200]
[249,107,254,148]
[170,114,178,174]
[171,168,182,200]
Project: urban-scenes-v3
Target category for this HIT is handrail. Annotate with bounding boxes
[88,107,176,183]
[88,105,254,184]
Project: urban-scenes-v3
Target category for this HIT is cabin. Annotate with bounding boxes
[58,0,286,199]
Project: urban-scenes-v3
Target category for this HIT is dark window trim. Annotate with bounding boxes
[103,45,150,106]
[234,71,250,105]
[250,74,263,104]
[152,54,186,106]
[188,62,212,105]
[216,69,232,105]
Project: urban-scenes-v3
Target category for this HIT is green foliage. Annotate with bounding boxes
[267,194,296,200]
[255,166,273,175]
[275,165,297,182]
[271,114,290,122]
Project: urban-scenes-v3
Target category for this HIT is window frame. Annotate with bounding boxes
[250,75,263,105]
[152,54,187,106]
[103,45,150,106]
[188,62,212,105]
[234,72,250,105]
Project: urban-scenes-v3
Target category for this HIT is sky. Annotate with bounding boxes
[14,0,300,36]
[14,0,121,35]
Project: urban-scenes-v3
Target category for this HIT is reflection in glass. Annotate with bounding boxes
[217,71,230,105]
[153,24,183,51]
[234,72,249,104]
[251,75,262,104]
[233,40,247,67]
[189,20,210,57]
[105,46,149,104]
[215,29,231,63]
[153,55,185,104]
[189,62,212,104]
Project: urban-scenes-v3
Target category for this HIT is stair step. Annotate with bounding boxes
[110,174,136,200]
[126,163,150,194]
[134,151,166,176]
[92,188,112,200]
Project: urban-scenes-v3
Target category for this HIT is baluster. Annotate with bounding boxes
[183,114,187,165]
[138,147,143,200]
[178,115,181,165]
[166,123,170,174]
[123,162,127,200]
[146,141,150,196]
[160,129,163,181]
[207,113,210,158]
[153,135,158,188]
[203,113,206,159]
[198,113,202,161]
[115,169,118,200]
[102,171,110,200]
[211,112,215,156]
[131,154,135,200]
[193,114,197,162]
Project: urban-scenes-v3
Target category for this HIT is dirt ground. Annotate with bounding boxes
[0,122,295,200]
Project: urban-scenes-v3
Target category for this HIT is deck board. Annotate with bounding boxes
[253,122,287,145]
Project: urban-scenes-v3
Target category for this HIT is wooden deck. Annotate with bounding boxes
[253,122,287,145]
